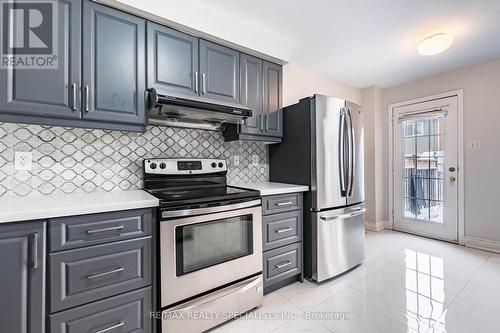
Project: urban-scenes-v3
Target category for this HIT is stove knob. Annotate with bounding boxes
[159,162,166,169]
[150,162,157,170]
[211,162,217,168]
[218,162,224,168]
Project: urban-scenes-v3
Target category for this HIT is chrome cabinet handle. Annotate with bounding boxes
[87,267,124,280]
[276,201,293,206]
[31,233,38,269]
[275,261,291,269]
[275,227,292,234]
[194,72,199,94]
[90,321,124,333]
[260,114,264,131]
[320,208,366,221]
[86,225,124,235]
[202,73,206,94]
[264,114,268,132]
[71,83,77,111]
[84,85,89,112]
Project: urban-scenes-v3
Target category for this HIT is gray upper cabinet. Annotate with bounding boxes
[239,54,263,135]
[82,0,146,125]
[199,40,240,103]
[0,0,81,119]
[263,61,283,137]
[147,22,199,96]
[0,222,45,333]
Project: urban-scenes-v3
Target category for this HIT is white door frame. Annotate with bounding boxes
[388,90,464,244]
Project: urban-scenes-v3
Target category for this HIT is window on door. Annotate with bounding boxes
[402,115,445,223]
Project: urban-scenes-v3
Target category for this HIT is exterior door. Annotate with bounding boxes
[0,0,81,119]
[312,95,347,210]
[199,40,240,103]
[393,96,458,241]
[82,0,146,124]
[263,61,283,137]
[0,222,45,333]
[346,101,365,206]
[239,53,263,135]
[147,22,199,96]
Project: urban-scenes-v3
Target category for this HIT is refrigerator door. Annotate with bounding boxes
[311,203,366,282]
[312,95,348,210]
[346,101,365,206]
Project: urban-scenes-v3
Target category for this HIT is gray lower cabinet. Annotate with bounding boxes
[199,40,240,103]
[0,221,45,333]
[50,287,151,333]
[261,193,303,294]
[147,22,199,96]
[82,0,146,125]
[0,0,81,120]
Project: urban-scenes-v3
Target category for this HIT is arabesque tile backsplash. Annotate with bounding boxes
[0,123,269,197]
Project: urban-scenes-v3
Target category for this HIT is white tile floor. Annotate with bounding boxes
[213,230,500,333]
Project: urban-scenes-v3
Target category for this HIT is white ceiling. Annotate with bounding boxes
[197,0,500,88]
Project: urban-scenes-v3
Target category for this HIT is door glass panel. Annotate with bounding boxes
[402,114,446,224]
[175,214,253,276]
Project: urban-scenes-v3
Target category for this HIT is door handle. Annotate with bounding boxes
[87,267,124,280]
[260,114,264,131]
[275,227,292,234]
[86,225,124,235]
[90,321,124,333]
[346,108,355,197]
[83,85,89,113]
[31,233,38,269]
[320,208,366,221]
[71,83,77,111]
[339,109,347,195]
[194,72,199,94]
[449,176,456,183]
[201,73,206,95]
[264,114,268,132]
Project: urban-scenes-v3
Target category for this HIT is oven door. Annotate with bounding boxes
[160,200,262,307]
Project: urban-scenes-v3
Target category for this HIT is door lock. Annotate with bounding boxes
[448,167,456,172]
[448,176,456,183]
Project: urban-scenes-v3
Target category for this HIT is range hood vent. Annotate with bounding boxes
[147,88,252,131]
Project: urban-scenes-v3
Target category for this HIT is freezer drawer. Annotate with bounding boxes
[311,204,366,282]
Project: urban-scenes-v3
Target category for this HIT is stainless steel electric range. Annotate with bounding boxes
[143,158,263,333]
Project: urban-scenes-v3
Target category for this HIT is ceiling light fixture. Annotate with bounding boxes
[417,33,454,56]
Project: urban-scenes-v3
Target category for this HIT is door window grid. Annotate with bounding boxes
[402,115,445,223]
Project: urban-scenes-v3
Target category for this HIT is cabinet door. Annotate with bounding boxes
[147,22,199,96]
[263,61,283,137]
[239,54,263,135]
[82,1,146,125]
[199,40,239,103]
[0,0,81,119]
[0,222,45,333]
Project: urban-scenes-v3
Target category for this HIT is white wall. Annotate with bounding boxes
[380,57,500,244]
[283,63,362,106]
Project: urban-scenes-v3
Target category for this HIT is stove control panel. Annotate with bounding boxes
[144,158,227,175]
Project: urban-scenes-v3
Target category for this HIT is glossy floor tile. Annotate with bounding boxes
[215,230,500,333]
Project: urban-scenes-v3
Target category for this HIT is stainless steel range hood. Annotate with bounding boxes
[147,88,252,131]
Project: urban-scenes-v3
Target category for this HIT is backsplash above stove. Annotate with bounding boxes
[0,123,269,197]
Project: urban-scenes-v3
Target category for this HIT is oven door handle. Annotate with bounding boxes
[169,275,262,312]
[162,199,262,219]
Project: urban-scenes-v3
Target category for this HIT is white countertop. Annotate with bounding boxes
[0,190,159,223]
[231,182,308,196]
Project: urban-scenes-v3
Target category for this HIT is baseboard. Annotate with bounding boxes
[365,220,387,232]
[465,236,500,254]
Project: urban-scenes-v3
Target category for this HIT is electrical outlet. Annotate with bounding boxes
[252,155,259,166]
[233,155,240,167]
[14,151,32,171]
[469,140,482,150]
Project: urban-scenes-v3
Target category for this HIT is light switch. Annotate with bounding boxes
[233,155,240,167]
[252,155,259,166]
[14,151,32,171]
[469,140,482,150]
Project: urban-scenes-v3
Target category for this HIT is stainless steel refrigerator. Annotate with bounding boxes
[270,94,365,282]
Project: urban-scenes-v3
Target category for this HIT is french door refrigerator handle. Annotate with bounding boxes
[320,208,366,221]
[346,108,355,197]
[338,109,347,195]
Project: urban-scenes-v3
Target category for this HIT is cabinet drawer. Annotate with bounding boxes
[50,287,151,333]
[49,208,152,252]
[263,210,302,251]
[262,193,302,215]
[50,237,151,312]
[263,242,301,287]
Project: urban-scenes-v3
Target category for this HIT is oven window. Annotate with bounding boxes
[175,214,253,276]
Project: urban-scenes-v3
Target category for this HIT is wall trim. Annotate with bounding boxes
[387,89,465,245]
[365,220,388,232]
[465,236,500,254]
